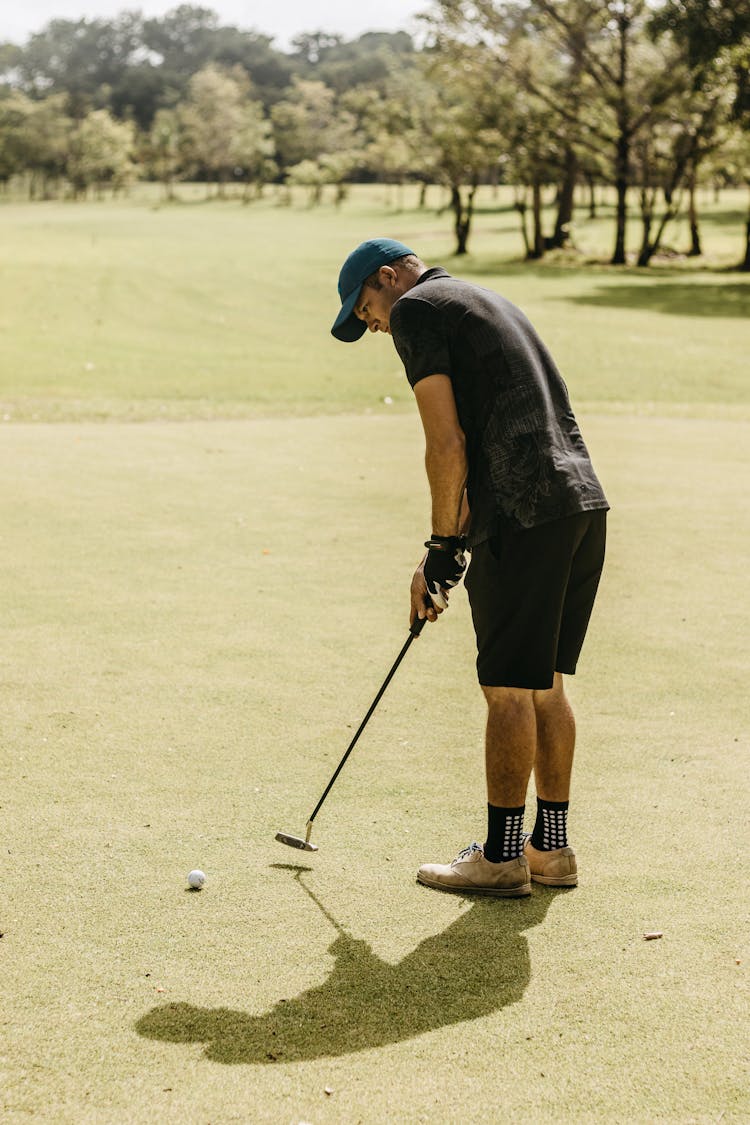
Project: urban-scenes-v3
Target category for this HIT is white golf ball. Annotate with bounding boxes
[187,869,206,889]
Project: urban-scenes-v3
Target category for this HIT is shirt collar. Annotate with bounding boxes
[413,267,450,286]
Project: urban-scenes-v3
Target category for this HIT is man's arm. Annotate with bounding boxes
[414,374,468,534]
[410,375,468,623]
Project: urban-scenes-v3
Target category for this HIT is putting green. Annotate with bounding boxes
[2,411,748,1122]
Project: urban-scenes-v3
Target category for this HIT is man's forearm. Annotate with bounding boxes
[425,437,468,536]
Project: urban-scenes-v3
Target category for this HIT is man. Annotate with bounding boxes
[331,238,608,898]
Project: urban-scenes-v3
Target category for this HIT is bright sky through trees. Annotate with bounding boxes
[2,0,425,49]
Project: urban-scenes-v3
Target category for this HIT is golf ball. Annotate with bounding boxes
[187,869,206,889]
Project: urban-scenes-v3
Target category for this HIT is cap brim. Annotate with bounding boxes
[331,287,367,342]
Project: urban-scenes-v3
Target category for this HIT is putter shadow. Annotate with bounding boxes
[135,881,562,1065]
[269,863,315,874]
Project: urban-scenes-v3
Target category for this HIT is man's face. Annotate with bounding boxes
[353,266,402,335]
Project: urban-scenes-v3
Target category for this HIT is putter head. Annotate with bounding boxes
[275,830,319,853]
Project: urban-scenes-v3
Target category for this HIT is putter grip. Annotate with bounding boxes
[410,615,427,637]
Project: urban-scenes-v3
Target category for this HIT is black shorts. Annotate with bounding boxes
[463,510,607,690]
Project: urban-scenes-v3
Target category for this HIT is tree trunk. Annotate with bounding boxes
[551,147,577,248]
[452,184,477,255]
[637,185,681,268]
[514,198,531,258]
[528,179,545,259]
[611,14,630,266]
[741,191,750,272]
[637,209,653,267]
[612,134,629,265]
[418,182,427,209]
[586,175,597,219]
[687,169,702,257]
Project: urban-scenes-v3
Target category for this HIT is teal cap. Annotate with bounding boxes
[331,238,414,342]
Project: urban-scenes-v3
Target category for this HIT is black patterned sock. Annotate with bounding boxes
[530,797,569,851]
[484,803,526,863]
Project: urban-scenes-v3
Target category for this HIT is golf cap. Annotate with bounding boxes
[331,238,414,342]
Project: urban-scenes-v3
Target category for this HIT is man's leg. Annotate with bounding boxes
[484,686,537,804]
[533,672,575,802]
[482,686,536,863]
[525,672,579,885]
[415,683,534,896]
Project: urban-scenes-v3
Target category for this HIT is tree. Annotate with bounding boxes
[5,7,292,130]
[650,0,750,268]
[728,127,750,270]
[0,91,30,188]
[270,78,336,171]
[428,0,690,263]
[286,158,327,204]
[503,78,565,259]
[530,0,691,264]
[141,5,220,74]
[66,109,135,197]
[631,63,734,264]
[419,44,508,254]
[20,94,72,198]
[15,14,145,114]
[179,63,241,194]
[144,107,183,199]
[233,99,276,200]
[145,8,292,114]
[0,42,23,81]
[178,63,274,197]
[308,31,415,95]
[290,31,344,65]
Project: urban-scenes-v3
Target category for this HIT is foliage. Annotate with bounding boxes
[1,3,748,263]
[178,63,272,193]
[66,108,135,196]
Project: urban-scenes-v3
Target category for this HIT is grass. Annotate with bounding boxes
[0,184,748,421]
[1,187,748,1123]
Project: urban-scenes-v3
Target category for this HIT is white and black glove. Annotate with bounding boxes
[423,534,467,610]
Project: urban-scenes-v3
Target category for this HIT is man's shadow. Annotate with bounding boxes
[136,863,563,1064]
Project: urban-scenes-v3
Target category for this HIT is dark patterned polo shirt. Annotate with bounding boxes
[389,267,609,545]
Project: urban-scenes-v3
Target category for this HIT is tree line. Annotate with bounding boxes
[1,1,748,268]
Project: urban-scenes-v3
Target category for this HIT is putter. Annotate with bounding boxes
[276,614,427,852]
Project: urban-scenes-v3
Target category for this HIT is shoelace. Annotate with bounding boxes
[454,842,483,864]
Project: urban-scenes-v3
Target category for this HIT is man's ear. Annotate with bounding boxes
[380,265,398,287]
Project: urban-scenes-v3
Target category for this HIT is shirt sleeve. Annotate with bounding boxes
[390,297,452,388]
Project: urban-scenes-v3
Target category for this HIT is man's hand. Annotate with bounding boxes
[411,558,439,624]
[411,535,467,623]
[424,535,466,604]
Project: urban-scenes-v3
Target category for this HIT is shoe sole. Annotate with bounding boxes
[417,874,532,897]
[530,873,578,887]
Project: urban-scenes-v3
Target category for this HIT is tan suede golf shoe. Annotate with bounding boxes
[523,837,578,886]
[417,842,532,897]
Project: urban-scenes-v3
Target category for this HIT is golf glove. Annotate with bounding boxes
[423,534,467,610]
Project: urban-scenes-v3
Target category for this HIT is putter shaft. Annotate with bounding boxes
[275,616,426,852]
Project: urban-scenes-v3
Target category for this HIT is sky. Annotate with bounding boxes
[1,0,427,50]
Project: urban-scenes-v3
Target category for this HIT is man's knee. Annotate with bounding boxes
[482,684,535,717]
[533,672,566,709]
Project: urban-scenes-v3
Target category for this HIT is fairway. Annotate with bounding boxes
[1,186,748,421]
[1,191,749,1123]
